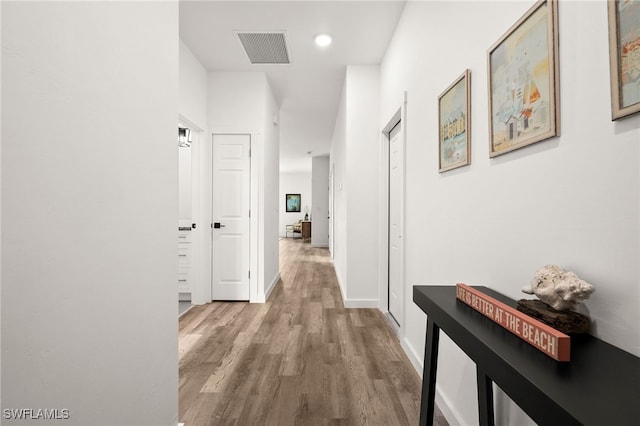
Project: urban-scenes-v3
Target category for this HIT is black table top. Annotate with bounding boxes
[414,285,640,426]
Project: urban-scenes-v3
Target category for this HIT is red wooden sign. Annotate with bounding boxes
[456,283,570,361]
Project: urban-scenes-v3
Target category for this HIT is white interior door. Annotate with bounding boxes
[388,121,403,326]
[212,134,250,301]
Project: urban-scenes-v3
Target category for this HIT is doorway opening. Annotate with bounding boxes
[177,116,203,317]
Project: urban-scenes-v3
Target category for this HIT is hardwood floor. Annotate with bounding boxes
[179,238,448,425]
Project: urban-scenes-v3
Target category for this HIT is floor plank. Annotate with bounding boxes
[179,238,448,426]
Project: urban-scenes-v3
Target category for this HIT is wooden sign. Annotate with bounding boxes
[456,283,570,361]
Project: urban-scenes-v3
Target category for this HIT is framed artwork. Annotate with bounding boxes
[439,69,471,172]
[285,194,301,212]
[608,0,640,120]
[487,0,560,157]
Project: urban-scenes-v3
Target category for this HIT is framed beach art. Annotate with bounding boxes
[608,0,640,120]
[439,69,471,172]
[487,0,560,157]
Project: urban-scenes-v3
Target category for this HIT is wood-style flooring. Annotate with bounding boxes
[179,238,448,426]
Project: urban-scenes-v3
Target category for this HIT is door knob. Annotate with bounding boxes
[213,222,225,229]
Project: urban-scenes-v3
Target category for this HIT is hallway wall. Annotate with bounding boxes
[179,39,208,131]
[263,85,281,300]
[1,2,179,424]
[380,1,639,425]
[208,72,280,303]
[331,85,348,292]
[345,66,381,304]
[330,66,381,306]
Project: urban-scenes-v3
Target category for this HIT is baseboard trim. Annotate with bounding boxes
[265,272,281,302]
[251,272,281,303]
[436,387,464,426]
[384,311,401,337]
[401,336,423,377]
[178,304,195,318]
[311,242,329,248]
[333,265,378,308]
[343,299,379,308]
[334,265,346,302]
[400,336,462,426]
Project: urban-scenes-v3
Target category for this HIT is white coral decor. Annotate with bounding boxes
[522,265,595,311]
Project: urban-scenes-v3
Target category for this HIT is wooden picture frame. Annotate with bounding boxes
[285,193,301,212]
[608,0,640,120]
[487,0,560,157]
[439,69,471,172]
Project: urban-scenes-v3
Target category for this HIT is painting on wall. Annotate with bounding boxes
[439,69,471,172]
[608,0,640,120]
[488,0,559,157]
[286,194,301,212]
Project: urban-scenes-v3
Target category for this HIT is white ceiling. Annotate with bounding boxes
[179,1,406,173]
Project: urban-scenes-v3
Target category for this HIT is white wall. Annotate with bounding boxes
[330,82,348,296]
[279,172,312,237]
[208,72,279,303]
[1,2,178,425]
[262,81,280,299]
[209,72,266,133]
[311,156,330,247]
[1,0,4,410]
[179,39,208,131]
[380,1,640,425]
[345,66,381,304]
[179,39,209,305]
[330,66,381,306]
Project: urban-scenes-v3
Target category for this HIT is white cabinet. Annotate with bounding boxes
[178,227,192,301]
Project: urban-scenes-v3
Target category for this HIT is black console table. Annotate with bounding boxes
[413,285,640,426]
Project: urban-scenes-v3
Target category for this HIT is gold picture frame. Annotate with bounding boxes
[438,69,471,172]
[608,0,640,120]
[487,0,560,157]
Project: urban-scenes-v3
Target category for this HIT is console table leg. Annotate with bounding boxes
[419,318,440,425]
[476,366,495,426]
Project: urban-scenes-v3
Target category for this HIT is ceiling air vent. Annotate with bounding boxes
[237,32,290,64]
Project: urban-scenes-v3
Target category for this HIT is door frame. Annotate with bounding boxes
[379,93,407,336]
[209,133,257,302]
[329,162,335,258]
[211,133,252,301]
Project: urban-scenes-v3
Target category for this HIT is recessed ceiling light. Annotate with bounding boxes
[314,33,332,47]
